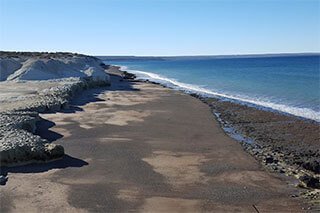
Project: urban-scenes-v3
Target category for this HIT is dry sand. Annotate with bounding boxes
[0,75,307,212]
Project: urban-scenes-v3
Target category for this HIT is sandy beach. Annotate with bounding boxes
[1,0,319,211]
[0,74,307,212]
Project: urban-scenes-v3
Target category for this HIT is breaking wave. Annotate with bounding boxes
[124,67,320,122]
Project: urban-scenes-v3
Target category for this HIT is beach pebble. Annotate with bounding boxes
[265,156,274,164]
[0,175,8,185]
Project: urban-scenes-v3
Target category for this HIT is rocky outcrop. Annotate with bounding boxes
[0,111,64,166]
[0,52,111,167]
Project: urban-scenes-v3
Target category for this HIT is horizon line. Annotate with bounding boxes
[96,52,320,57]
[1,50,320,57]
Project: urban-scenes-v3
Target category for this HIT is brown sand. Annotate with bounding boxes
[0,76,306,212]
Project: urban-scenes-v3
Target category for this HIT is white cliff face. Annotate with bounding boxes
[0,55,110,83]
[0,53,110,167]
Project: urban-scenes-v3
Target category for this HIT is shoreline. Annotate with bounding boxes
[1,73,309,211]
[116,65,319,123]
[0,60,318,211]
[204,96,320,200]
[115,66,320,199]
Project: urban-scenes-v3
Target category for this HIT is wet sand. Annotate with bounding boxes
[0,76,306,212]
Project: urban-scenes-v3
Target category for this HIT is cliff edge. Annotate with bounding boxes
[0,52,110,169]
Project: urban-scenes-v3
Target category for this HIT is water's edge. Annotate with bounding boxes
[120,66,319,123]
[117,65,320,205]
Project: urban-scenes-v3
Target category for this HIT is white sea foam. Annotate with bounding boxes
[127,69,320,122]
[119,65,129,70]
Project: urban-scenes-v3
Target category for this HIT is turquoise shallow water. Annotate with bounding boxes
[105,55,320,121]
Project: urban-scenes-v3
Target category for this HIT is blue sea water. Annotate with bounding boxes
[105,55,320,121]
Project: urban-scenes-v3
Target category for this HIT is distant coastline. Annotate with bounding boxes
[96,52,320,61]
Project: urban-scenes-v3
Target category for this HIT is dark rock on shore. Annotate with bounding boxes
[0,175,8,185]
[302,160,320,174]
[99,63,110,70]
[122,71,136,80]
[299,175,320,189]
[265,156,277,164]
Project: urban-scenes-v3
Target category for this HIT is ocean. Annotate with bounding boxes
[104,55,320,122]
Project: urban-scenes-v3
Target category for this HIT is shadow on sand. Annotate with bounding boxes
[0,155,88,176]
[35,118,64,142]
[68,74,140,107]
[49,74,140,114]
[0,75,139,186]
[36,75,140,142]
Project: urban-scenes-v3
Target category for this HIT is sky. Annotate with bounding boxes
[0,0,319,56]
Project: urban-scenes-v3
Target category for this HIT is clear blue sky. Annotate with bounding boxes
[0,0,319,56]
